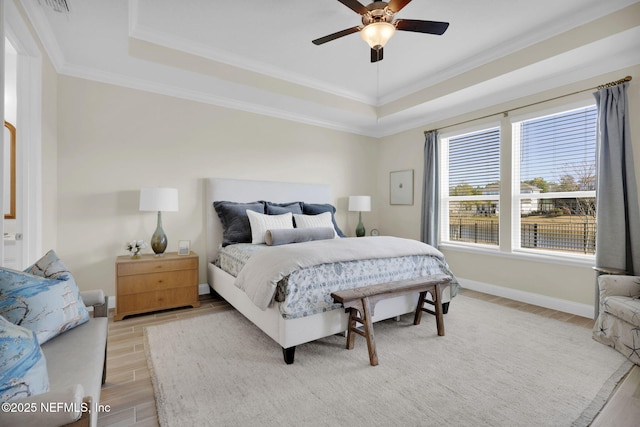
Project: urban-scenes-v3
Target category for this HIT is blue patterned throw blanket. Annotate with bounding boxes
[226,236,459,319]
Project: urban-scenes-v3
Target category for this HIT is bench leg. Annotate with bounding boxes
[433,284,445,336]
[345,300,378,366]
[414,291,428,325]
[361,297,378,366]
[346,308,357,350]
[414,285,445,336]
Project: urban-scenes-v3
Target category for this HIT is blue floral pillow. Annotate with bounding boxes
[0,255,90,344]
[0,315,49,402]
[24,249,74,280]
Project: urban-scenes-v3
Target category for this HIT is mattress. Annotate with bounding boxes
[216,243,265,277]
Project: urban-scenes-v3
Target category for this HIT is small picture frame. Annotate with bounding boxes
[390,169,414,205]
[177,240,191,256]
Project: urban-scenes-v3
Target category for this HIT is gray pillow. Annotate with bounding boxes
[214,201,265,246]
[264,201,303,215]
[302,203,345,237]
[265,227,336,246]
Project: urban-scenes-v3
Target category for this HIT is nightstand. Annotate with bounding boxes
[114,252,200,321]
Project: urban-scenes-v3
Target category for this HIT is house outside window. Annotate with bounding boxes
[439,102,597,260]
[512,105,597,255]
[440,126,501,247]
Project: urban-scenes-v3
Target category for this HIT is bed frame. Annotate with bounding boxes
[205,177,421,364]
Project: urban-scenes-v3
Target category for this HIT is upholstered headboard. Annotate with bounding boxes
[204,178,332,265]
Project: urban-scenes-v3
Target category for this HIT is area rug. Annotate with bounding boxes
[144,295,631,427]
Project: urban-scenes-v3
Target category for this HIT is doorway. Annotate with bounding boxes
[3,2,43,269]
[3,38,20,268]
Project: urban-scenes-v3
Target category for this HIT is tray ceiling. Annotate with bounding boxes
[19,0,640,136]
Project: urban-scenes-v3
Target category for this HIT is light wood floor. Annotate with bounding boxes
[97,289,639,426]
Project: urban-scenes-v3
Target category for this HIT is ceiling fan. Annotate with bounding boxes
[312,0,449,62]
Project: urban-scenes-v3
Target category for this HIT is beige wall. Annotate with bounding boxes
[376,65,640,310]
[50,66,640,312]
[55,76,378,296]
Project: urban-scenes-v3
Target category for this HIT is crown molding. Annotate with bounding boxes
[58,62,381,137]
[128,1,377,106]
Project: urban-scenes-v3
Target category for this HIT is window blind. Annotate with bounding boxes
[448,127,500,194]
[518,106,597,193]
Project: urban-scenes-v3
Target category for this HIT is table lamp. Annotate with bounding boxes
[139,187,179,255]
[348,195,371,237]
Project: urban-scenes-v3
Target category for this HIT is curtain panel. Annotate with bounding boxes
[594,82,640,277]
[421,130,439,248]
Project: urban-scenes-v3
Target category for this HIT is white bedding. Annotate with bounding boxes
[234,236,456,311]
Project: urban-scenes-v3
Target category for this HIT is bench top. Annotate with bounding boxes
[331,274,451,304]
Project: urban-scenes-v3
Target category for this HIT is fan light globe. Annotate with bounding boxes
[361,22,396,49]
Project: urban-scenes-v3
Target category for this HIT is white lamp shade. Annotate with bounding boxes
[348,195,371,212]
[360,22,396,49]
[139,187,179,212]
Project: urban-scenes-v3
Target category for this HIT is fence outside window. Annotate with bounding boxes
[448,219,596,254]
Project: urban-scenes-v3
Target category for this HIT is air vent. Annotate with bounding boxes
[39,0,70,13]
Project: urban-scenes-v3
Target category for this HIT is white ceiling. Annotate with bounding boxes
[19,0,640,137]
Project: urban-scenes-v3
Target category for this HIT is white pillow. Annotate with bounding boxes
[293,212,338,238]
[246,210,293,244]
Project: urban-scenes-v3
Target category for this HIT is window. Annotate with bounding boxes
[441,126,501,247]
[439,102,597,259]
[513,105,597,255]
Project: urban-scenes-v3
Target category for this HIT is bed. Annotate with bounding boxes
[205,177,458,364]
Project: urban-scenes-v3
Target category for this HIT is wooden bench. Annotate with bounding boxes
[331,275,451,366]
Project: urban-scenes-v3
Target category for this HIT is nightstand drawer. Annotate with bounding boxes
[117,270,197,295]
[117,288,198,314]
[117,257,198,276]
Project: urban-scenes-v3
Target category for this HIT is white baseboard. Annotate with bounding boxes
[459,278,595,319]
[106,281,593,319]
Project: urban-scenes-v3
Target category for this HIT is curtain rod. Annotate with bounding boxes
[424,75,632,135]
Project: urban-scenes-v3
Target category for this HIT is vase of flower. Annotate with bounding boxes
[126,240,147,258]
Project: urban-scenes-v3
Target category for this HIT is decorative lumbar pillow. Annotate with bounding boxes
[214,201,265,247]
[246,210,294,244]
[301,203,345,237]
[293,212,339,238]
[0,262,90,344]
[264,201,303,215]
[0,315,50,403]
[265,227,336,246]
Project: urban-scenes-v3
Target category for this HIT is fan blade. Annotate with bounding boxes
[371,47,383,63]
[312,26,361,45]
[387,0,412,13]
[395,19,449,35]
[337,0,368,15]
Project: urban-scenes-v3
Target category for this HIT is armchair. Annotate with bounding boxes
[593,275,640,365]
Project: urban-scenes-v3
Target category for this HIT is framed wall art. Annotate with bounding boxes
[390,169,414,205]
